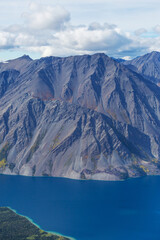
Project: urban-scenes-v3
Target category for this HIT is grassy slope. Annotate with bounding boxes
[0,207,70,240]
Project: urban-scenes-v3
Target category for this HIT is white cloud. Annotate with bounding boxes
[22,3,70,31]
[134,28,147,36]
[1,2,160,60]
[153,25,160,34]
[0,21,150,59]
[88,22,117,31]
[0,32,15,49]
[51,25,131,53]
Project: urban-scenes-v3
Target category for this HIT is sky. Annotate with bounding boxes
[1,0,160,60]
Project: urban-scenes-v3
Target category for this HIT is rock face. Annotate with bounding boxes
[124,51,160,84]
[0,53,160,180]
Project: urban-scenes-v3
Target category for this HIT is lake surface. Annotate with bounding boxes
[0,175,160,240]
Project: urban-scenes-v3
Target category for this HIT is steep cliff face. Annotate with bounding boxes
[0,53,160,180]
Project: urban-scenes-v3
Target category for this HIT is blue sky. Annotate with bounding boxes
[1,0,160,60]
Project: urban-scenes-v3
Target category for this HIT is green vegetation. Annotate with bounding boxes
[0,142,11,168]
[0,207,70,240]
[139,165,149,173]
[0,158,7,168]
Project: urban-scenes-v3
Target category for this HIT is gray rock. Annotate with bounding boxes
[0,53,160,180]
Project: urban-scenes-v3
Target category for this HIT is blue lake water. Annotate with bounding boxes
[0,175,160,240]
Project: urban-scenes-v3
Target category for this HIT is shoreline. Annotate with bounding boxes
[6,206,75,240]
[1,172,160,183]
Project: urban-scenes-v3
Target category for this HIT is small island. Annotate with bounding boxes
[0,207,71,240]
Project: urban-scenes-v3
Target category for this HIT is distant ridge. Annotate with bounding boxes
[124,51,160,84]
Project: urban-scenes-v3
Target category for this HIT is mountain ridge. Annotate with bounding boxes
[0,52,160,180]
[124,51,160,85]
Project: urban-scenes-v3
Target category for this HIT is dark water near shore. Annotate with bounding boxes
[0,174,160,240]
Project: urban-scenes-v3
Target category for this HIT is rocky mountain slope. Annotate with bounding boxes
[124,51,160,85]
[0,53,160,180]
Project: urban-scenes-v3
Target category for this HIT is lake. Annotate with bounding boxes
[0,174,160,240]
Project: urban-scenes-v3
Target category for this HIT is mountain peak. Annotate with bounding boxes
[150,51,160,56]
[143,51,160,60]
[124,51,160,84]
[6,55,33,62]
[92,52,107,57]
[17,55,33,61]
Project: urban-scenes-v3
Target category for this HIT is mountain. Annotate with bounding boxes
[124,51,160,85]
[0,53,160,180]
